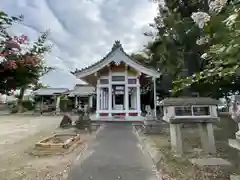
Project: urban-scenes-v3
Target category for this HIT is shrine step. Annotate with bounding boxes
[113,116,125,120]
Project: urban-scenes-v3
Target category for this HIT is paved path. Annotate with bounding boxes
[67,123,159,180]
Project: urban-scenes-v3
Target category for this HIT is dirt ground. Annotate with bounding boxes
[0,115,93,180]
[137,115,240,180]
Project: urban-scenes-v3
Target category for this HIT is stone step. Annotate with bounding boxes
[190,157,231,167]
[231,175,240,180]
[0,103,8,110]
[229,139,240,151]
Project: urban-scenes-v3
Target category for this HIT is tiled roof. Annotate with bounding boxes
[33,88,69,96]
[160,97,220,106]
[74,40,158,75]
[66,85,95,96]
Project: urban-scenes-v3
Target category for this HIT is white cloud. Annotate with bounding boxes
[0,0,158,87]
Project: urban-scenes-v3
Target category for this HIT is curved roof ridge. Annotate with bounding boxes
[74,41,161,78]
[74,40,121,74]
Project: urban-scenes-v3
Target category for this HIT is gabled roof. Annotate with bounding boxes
[74,41,161,78]
[160,97,220,106]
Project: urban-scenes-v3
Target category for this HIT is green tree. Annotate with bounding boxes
[143,0,212,96]
[138,0,240,99]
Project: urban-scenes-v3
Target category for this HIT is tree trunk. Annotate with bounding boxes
[18,87,25,113]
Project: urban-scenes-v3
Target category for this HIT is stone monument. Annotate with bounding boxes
[54,95,61,115]
[75,104,92,133]
[161,97,219,155]
[145,105,154,120]
[143,105,165,134]
[229,95,240,150]
[60,113,72,128]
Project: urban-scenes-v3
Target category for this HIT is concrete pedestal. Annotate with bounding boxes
[170,124,183,155]
[198,123,216,154]
[169,122,216,155]
[229,139,240,151]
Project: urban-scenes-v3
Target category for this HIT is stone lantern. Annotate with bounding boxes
[161,97,219,155]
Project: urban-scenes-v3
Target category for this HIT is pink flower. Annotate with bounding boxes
[12,35,29,44]
[3,60,18,69]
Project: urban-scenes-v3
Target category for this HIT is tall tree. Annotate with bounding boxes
[142,0,212,96]
[138,0,240,99]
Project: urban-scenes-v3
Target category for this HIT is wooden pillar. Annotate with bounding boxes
[100,89,103,110]
[88,95,93,107]
[153,77,157,117]
[125,64,129,115]
[75,96,78,108]
[102,89,105,110]
[96,80,100,117]
[108,65,112,116]
[137,77,141,116]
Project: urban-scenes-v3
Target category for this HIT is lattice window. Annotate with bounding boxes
[192,106,210,116]
[175,106,192,116]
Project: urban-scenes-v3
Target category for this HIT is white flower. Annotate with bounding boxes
[191,12,211,29]
[200,53,208,59]
[224,13,239,26]
[196,36,209,45]
[209,0,228,13]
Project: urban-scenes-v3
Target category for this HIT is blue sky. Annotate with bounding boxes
[0,0,158,88]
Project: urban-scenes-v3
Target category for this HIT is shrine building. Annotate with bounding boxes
[74,41,161,121]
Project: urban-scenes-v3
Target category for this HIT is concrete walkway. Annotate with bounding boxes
[67,123,159,180]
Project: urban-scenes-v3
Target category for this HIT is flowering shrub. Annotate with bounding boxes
[191,12,211,29]
[0,11,51,99]
[173,0,240,93]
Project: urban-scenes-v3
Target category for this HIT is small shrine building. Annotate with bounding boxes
[74,41,161,121]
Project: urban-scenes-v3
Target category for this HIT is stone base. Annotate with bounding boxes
[190,157,231,167]
[35,134,80,151]
[229,139,240,151]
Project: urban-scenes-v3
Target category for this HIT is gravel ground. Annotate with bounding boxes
[0,115,90,180]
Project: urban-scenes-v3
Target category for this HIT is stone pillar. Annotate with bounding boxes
[56,96,61,115]
[153,77,157,117]
[170,124,183,155]
[198,123,216,154]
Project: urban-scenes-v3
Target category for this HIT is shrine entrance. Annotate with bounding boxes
[113,85,125,111]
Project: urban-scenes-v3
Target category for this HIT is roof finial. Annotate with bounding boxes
[112,40,122,51]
